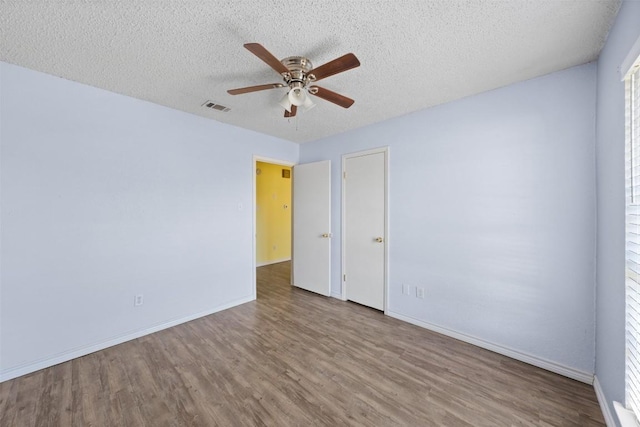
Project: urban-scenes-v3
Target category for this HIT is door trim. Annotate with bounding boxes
[252,155,295,300]
[341,146,390,313]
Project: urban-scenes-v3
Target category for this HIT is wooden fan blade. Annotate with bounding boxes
[244,43,290,75]
[284,105,297,118]
[309,86,355,108]
[308,53,360,82]
[227,83,284,95]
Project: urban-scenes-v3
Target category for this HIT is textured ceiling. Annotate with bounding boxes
[0,1,621,143]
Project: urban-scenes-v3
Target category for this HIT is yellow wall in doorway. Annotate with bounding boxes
[256,162,292,265]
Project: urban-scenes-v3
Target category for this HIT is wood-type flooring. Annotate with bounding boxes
[0,261,605,426]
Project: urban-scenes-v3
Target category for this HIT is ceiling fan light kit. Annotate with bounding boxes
[227,43,360,118]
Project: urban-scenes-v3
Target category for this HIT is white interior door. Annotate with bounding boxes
[344,150,386,310]
[292,160,331,296]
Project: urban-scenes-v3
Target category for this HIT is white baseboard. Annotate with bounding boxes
[256,258,291,267]
[594,376,617,427]
[0,295,254,383]
[386,311,594,384]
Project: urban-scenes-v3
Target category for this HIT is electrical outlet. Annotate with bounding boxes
[416,287,425,299]
[402,284,411,295]
[134,294,144,306]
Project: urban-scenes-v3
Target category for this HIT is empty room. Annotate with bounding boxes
[1,1,639,426]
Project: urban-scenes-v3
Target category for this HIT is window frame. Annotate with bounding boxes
[624,52,640,426]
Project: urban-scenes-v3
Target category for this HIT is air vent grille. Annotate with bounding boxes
[202,101,230,112]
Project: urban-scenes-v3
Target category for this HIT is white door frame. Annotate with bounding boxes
[341,146,390,313]
[252,155,295,300]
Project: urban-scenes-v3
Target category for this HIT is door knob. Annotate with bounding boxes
[375,237,384,243]
[322,233,332,238]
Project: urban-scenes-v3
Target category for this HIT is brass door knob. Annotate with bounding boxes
[375,237,384,243]
[322,233,332,238]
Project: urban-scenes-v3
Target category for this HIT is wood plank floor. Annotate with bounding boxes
[0,261,605,426]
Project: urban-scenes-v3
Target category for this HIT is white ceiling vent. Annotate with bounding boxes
[202,101,230,112]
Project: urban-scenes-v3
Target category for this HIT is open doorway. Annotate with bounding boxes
[253,157,294,300]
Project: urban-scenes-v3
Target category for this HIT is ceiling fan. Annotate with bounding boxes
[227,43,360,118]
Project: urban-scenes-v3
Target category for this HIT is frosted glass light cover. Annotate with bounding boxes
[302,95,315,111]
[288,87,306,106]
[279,93,292,112]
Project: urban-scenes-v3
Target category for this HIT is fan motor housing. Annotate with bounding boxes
[281,56,313,72]
[281,56,314,84]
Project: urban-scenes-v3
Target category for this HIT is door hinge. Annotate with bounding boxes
[343,171,346,179]
[343,274,346,281]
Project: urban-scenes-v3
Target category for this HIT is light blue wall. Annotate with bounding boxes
[595,1,640,423]
[301,63,597,375]
[0,62,298,379]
